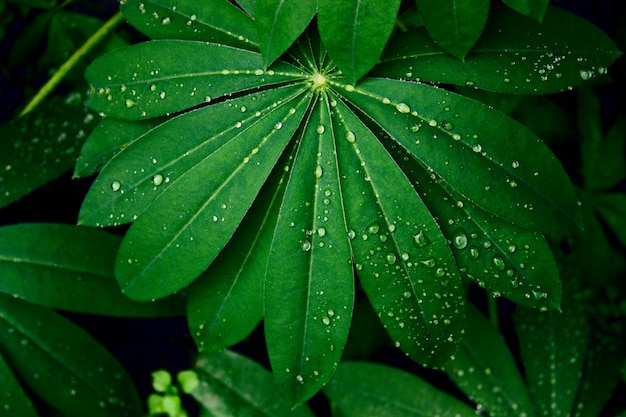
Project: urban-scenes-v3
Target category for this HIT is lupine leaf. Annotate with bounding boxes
[317,0,401,83]
[415,0,489,59]
[0,223,183,316]
[121,0,259,50]
[446,303,538,417]
[375,7,622,94]
[324,361,477,417]
[503,0,550,22]
[593,193,626,250]
[85,40,305,120]
[0,350,38,417]
[256,0,317,68]
[265,97,354,405]
[0,294,142,417]
[192,350,315,417]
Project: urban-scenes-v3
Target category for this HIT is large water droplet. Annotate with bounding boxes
[453,229,468,249]
[346,131,356,143]
[492,256,505,270]
[386,252,397,264]
[315,165,323,179]
[420,258,436,268]
[301,241,312,252]
[111,181,121,192]
[396,103,411,114]
[152,174,164,186]
[367,222,380,234]
[413,230,430,247]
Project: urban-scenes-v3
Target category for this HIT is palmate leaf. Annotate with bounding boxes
[375,7,622,95]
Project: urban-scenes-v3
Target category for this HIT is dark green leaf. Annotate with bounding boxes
[0,223,183,316]
[121,0,259,50]
[324,362,477,417]
[0,93,99,209]
[115,89,312,300]
[512,96,573,145]
[318,0,401,83]
[446,303,537,417]
[0,350,38,417]
[503,0,550,22]
[85,40,306,120]
[336,77,582,236]
[0,294,142,417]
[415,0,489,59]
[192,350,316,417]
[593,193,626,250]
[256,0,317,67]
[330,91,465,367]
[235,0,255,16]
[514,287,589,417]
[265,97,354,405]
[375,7,622,94]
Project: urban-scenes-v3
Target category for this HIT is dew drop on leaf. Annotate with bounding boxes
[453,229,468,249]
[367,222,380,234]
[413,230,430,247]
[395,103,410,114]
[111,181,121,192]
[152,174,164,186]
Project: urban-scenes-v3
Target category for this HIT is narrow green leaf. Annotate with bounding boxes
[446,303,538,417]
[0,294,142,417]
[188,141,296,352]
[121,0,259,50]
[514,288,589,417]
[85,40,306,120]
[503,0,550,22]
[331,92,465,367]
[0,223,183,317]
[0,351,38,417]
[115,90,312,300]
[265,97,354,405]
[192,350,315,417]
[79,85,305,228]
[390,143,561,310]
[256,0,317,67]
[335,77,581,236]
[593,193,626,250]
[415,0,489,59]
[0,93,99,209]
[324,362,477,417]
[235,0,256,16]
[74,117,163,178]
[375,7,622,94]
[318,0,401,83]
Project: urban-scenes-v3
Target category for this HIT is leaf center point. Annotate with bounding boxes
[309,72,328,92]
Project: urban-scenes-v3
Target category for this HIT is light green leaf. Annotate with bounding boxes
[121,0,259,50]
[0,93,99,209]
[265,97,354,406]
[415,0,489,59]
[79,85,306,228]
[375,7,622,94]
[514,287,589,417]
[503,0,550,22]
[74,117,163,178]
[446,303,538,417]
[85,40,306,120]
[115,90,312,300]
[0,294,142,417]
[0,223,183,316]
[335,78,581,237]
[324,362,477,417]
[235,0,256,16]
[0,351,38,417]
[330,92,465,367]
[192,350,315,417]
[188,141,296,352]
[318,0,401,83]
[256,0,317,67]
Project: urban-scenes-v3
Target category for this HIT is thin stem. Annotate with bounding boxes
[19,10,125,117]
[488,297,500,330]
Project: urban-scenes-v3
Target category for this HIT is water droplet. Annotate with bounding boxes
[470,247,480,259]
[413,230,430,247]
[403,291,411,298]
[347,230,356,240]
[579,70,591,80]
[512,161,520,168]
[296,375,304,384]
[509,180,518,188]
[317,227,326,237]
[492,257,505,270]
[274,122,283,130]
[111,181,121,192]
[321,316,331,325]
[420,258,436,268]
[396,103,410,113]
[317,125,325,134]
[152,174,164,186]
[386,252,397,264]
[161,17,171,25]
[301,241,312,252]
[442,121,454,130]
[125,99,137,108]
[472,144,482,153]
[401,252,410,261]
[315,165,323,178]
[453,229,468,249]
[159,91,166,99]
[346,131,356,143]
[367,222,380,234]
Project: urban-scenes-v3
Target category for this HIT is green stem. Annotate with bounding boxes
[19,10,125,117]
[488,297,500,330]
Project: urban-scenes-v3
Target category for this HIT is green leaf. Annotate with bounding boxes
[121,0,259,50]
[375,7,622,94]
[415,0,489,59]
[593,193,626,250]
[318,0,401,83]
[502,0,550,22]
[85,40,306,120]
[514,287,589,417]
[0,93,99,209]
[336,77,582,237]
[446,303,538,417]
[265,96,354,406]
[192,350,316,417]
[256,0,317,67]
[235,0,256,16]
[0,223,183,316]
[115,89,312,300]
[0,294,142,417]
[188,141,295,352]
[0,350,38,417]
[324,362,477,417]
[330,92,465,367]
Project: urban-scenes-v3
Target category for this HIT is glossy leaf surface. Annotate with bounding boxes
[0,351,38,417]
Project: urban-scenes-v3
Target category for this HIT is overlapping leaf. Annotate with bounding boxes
[0,351,38,417]
[503,0,550,22]
[375,7,622,95]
